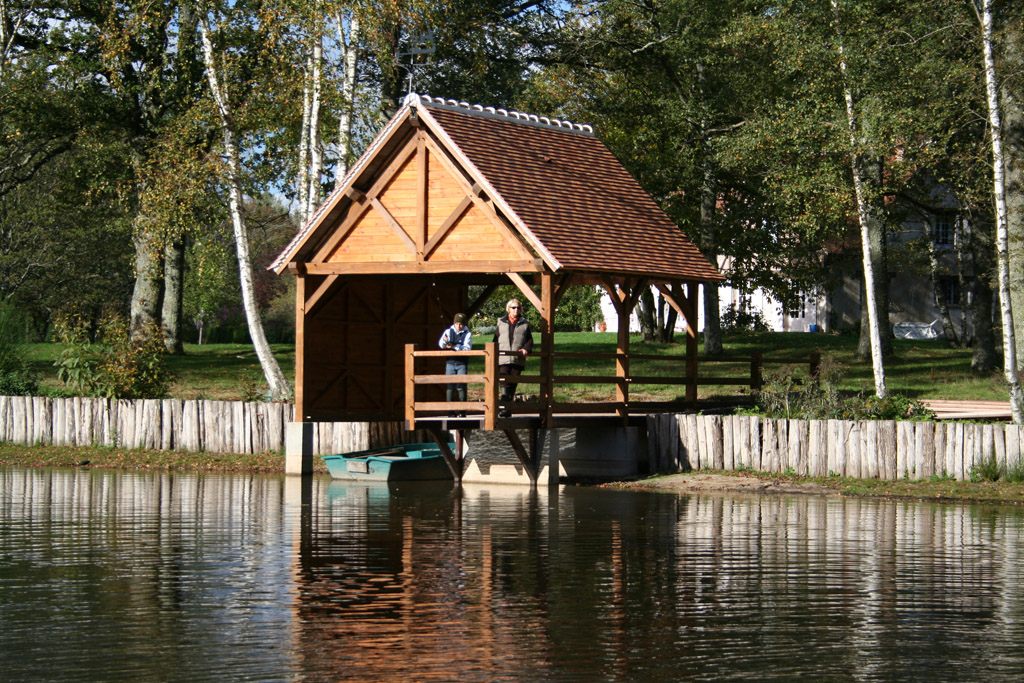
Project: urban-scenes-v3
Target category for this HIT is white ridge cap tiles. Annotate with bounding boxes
[407,92,595,137]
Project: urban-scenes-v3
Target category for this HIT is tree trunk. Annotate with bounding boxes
[306,33,323,220]
[954,212,973,344]
[927,230,958,346]
[334,12,359,185]
[979,0,1024,423]
[199,13,292,401]
[851,156,892,362]
[834,0,886,397]
[970,208,998,370]
[297,56,311,225]
[129,223,163,340]
[637,288,656,342]
[697,65,722,356]
[699,161,721,354]
[1002,23,1024,372]
[661,287,679,343]
[971,273,997,374]
[161,238,185,354]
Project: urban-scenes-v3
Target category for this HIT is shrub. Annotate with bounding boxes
[969,455,1002,483]
[1005,460,1024,484]
[721,304,771,334]
[95,315,171,399]
[54,310,171,399]
[754,357,933,421]
[0,303,38,395]
[54,310,97,394]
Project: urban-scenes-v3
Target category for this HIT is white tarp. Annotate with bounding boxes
[893,319,943,340]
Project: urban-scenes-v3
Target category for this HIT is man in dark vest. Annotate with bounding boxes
[493,298,533,417]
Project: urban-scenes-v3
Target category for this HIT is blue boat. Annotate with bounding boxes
[322,443,454,482]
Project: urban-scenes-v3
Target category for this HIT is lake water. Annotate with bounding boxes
[3,467,1024,681]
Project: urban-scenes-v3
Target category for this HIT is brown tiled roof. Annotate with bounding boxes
[419,98,721,282]
[272,95,721,282]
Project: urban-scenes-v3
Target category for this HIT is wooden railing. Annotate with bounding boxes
[404,343,821,427]
[405,343,500,429]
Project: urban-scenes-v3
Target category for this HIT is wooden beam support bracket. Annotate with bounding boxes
[508,272,543,311]
[504,428,539,486]
[371,197,418,254]
[427,426,463,482]
[422,194,473,257]
[305,274,341,316]
[468,284,500,319]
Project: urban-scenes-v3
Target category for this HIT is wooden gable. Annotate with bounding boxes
[307,129,539,274]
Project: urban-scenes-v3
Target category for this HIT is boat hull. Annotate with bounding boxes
[323,443,453,482]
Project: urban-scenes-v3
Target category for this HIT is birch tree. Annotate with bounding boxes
[832,0,886,397]
[197,8,291,401]
[296,20,324,226]
[976,0,1024,422]
[334,10,360,183]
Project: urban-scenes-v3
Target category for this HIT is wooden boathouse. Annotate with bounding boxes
[271,93,723,482]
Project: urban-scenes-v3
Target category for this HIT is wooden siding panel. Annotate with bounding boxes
[301,278,463,420]
[378,154,420,234]
[326,206,416,262]
[428,204,521,262]
[427,150,469,240]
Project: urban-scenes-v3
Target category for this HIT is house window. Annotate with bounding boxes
[939,277,960,306]
[787,296,806,319]
[933,215,955,247]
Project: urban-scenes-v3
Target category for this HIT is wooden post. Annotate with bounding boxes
[404,344,416,430]
[294,271,306,422]
[484,342,498,430]
[616,293,630,418]
[723,416,734,470]
[416,131,427,254]
[879,421,897,480]
[808,419,826,476]
[751,351,763,390]
[685,281,699,403]
[541,272,555,425]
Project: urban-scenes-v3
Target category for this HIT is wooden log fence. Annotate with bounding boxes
[0,396,410,456]
[647,413,1024,482]
[1,394,1019,481]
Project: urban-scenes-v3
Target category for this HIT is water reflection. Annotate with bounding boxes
[3,468,1024,680]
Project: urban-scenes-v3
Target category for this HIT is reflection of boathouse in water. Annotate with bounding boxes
[271,94,722,484]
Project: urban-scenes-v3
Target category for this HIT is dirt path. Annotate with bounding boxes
[613,472,837,496]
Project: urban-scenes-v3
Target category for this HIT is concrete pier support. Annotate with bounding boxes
[285,422,315,475]
[461,425,643,485]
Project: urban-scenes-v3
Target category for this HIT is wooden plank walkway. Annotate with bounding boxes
[923,399,1012,421]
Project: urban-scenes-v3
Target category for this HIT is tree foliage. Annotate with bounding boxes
[5,0,1024,410]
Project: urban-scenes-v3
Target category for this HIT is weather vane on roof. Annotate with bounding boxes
[398,30,436,96]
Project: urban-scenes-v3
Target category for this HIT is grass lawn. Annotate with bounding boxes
[22,331,1009,403]
[25,342,296,401]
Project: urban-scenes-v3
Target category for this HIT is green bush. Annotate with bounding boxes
[754,357,933,421]
[54,311,97,394]
[969,456,1003,483]
[95,315,171,399]
[54,310,171,399]
[721,304,771,334]
[468,284,603,333]
[0,304,38,395]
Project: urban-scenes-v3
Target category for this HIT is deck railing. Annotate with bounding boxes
[404,342,821,427]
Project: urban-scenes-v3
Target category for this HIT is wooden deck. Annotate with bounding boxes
[922,400,1013,421]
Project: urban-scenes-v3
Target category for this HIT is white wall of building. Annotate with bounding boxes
[597,282,827,334]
